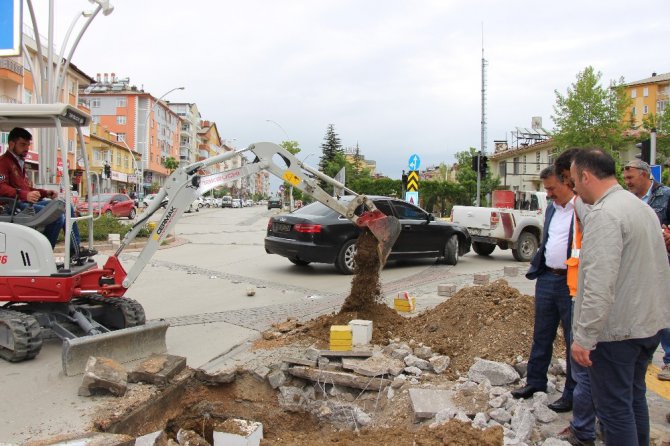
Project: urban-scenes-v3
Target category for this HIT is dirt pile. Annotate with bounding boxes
[393,279,543,376]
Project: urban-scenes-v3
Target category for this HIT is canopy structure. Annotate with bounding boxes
[0,103,91,131]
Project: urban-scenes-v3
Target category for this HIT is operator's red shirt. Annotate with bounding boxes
[0,150,49,201]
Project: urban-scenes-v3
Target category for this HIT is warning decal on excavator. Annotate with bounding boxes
[283,171,301,186]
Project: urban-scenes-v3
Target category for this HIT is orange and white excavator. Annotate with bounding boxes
[0,103,400,375]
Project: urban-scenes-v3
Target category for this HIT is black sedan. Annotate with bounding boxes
[265,195,471,274]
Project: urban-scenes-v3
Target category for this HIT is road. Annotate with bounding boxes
[2,205,665,443]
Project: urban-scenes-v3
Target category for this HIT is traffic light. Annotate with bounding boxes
[471,153,480,172]
[104,164,111,179]
[401,171,408,190]
[635,139,651,164]
[479,155,488,177]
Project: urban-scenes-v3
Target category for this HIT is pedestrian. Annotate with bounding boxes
[554,148,597,446]
[570,148,670,445]
[511,165,576,414]
[0,127,97,263]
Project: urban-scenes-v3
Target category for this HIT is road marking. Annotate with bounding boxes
[647,364,670,400]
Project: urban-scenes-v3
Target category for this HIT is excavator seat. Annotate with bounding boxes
[0,197,65,231]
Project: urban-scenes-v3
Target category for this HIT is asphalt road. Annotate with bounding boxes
[0,205,667,443]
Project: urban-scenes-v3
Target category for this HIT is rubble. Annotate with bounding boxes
[78,356,128,397]
[468,358,521,386]
[128,354,187,386]
[287,366,390,391]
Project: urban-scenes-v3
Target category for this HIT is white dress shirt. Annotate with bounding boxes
[544,198,575,270]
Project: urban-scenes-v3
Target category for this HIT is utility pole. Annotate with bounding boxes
[477,27,488,207]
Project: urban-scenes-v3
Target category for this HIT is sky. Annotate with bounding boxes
[27,0,670,180]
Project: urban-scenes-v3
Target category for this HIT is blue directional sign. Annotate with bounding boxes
[408,154,421,171]
[0,0,22,57]
[405,191,419,206]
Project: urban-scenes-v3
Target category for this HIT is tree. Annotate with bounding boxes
[279,140,306,203]
[552,66,631,153]
[162,156,179,172]
[318,124,345,193]
[455,148,500,205]
[641,106,670,159]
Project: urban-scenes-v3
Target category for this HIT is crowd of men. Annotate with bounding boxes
[512,147,670,445]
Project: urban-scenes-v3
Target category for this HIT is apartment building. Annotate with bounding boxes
[169,102,201,166]
[624,72,669,128]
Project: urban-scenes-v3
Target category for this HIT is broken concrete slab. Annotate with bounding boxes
[404,354,431,370]
[194,364,237,385]
[213,419,263,446]
[305,346,320,361]
[287,366,390,391]
[341,355,400,377]
[250,365,270,382]
[128,354,186,387]
[468,358,520,386]
[78,356,128,397]
[429,355,450,374]
[408,388,455,419]
[176,428,209,446]
[282,357,318,368]
[413,346,433,360]
[319,349,373,358]
[267,369,286,389]
[23,432,135,446]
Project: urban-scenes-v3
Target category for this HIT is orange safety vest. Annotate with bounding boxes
[565,205,582,297]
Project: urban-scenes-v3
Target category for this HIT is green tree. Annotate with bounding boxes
[162,156,179,172]
[552,66,631,152]
[641,106,670,159]
[318,124,343,175]
[455,148,500,205]
[279,140,307,204]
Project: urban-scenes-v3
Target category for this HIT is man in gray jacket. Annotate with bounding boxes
[570,148,670,445]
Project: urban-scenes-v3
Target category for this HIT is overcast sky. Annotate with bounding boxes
[29,0,669,179]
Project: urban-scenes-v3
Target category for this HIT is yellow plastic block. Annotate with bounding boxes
[330,326,353,340]
[394,297,416,312]
[329,339,353,347]
[329,344,353,351]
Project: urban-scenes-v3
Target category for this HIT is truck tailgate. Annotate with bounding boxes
[451,206,494,232]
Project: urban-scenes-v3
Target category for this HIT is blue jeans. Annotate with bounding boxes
[526,272,576,400]
[21,200,81,253]
[660,328,670,365]
[588,334,661,446]
[570,357,596,441]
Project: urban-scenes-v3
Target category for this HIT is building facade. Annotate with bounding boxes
[169,102,201,166]
[624,72,669,129]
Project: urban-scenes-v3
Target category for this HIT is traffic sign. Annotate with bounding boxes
[408,154,421,171]
[405,191,419,205]
[407,170,419,192]
[651,164,661,183]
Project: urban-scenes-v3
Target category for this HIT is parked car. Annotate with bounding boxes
[142,193,167,209]
[265,195,471,274]
[185,199,200,213]
[232,198,242,208]
[244,199,254,207]
[221,196,233,208]
[77,193,137,219]
[267,198,282,210]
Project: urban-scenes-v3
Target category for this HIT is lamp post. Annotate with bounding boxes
[265,119,293,210]
[139,86,185,201]
[110,132,140,198]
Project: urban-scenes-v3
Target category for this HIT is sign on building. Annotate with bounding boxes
[0,0,22,57]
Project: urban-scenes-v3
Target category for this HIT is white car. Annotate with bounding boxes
[142,193,166,208]
[232,199,241,208]
[244,199,254,207]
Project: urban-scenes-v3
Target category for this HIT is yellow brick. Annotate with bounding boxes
[329,339,353,347]
[329,344,353,351]
[330,332,353,340]
[394,297,416,312]
[330,325,353,340]
[331,325,352,333]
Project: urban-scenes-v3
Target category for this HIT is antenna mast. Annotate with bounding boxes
[477,25,488,206]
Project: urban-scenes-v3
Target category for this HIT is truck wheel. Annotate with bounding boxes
[442,235,459,265]
[472,241,496,256]
[512,232,538,262]
[0,310,43,362]
[335,239,357,275]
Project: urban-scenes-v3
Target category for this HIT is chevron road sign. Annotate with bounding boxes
[407,170,419,192]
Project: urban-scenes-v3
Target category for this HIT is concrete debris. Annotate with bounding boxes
[319,349,373,358]
[194,364,237,385]
[548,359,567,376]
[403,354,431,370]
[287,366,390,391]
[404,366,423,376]
[135,430,169,446]
[390,348,412,360]
[468,358,520,386]
[474,273,490,285]
[341,355,401,377]
[541,440,572,446]
[23,432,135,446]
[413,346,433,360]
[391,375,406,389]
[532,392,549,406]
[251,365,271,382]
[429,355,450,374]
[277,385,309,412]
[128,354,187,387]
[489,407,512,424]
[510,407,536,442]
[532,401,559,423]
[489,395,506,408]
[275,318,299,333]
[317,356,331,369]
[471,412,489,429]
[282,357,318,368]
[176,428,209,446]
[409,388,455,419]
[313,401,372,429]
[514,360,529,378]
[304,346,320,361]
[78,356,128,397]
[212,419,263,446]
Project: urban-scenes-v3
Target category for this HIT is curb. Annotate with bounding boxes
[53,234,183,255]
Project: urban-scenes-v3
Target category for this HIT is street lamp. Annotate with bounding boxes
[109,131,140,196]
[265,119,295,210]
[265,119,290,141]
[139,86,185,200]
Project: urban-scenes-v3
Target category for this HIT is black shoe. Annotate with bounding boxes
[548,397,573,413]
[78,246,98,258]
[511,384,545,399]
[556,426,595,446]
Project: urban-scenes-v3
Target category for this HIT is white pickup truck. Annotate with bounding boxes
[450,191,548,262]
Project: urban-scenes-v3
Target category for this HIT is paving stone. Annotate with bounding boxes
[504,266,519,277]
[267,369,286,389]
[78,356,127,397]
[437,283,457,296]
[408,388,456,419]
[128,354,186,386]
[474,273,490,285]
[195,364,237,385]
[468,358,520,386]
[429,355,450,374]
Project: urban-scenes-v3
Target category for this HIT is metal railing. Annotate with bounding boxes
[0,59,24,76]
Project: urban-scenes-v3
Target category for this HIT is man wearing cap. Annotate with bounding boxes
[623,158,670,383]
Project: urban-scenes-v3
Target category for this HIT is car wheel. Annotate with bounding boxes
[472,241,496,256]
[289,258,311,266]
[512,231,539,262]
[335,239,357,275]
[105,209,113,217]
[442,235,459,265]
[128,208,137,220]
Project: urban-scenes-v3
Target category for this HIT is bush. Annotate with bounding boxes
[59,215,152,242]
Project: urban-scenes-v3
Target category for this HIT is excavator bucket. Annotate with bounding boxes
[61,320,169,376]
[357,210,401,264]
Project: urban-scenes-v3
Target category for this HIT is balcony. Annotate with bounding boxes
[0,59,24,76]
[0,95,18,104]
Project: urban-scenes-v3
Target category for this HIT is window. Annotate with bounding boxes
[631,106,636,116]
[643,105,648,114]
[643,87,649,97]
[499,161,506,177]
[513,157,520,175]
[117,133,126,142]
[117,98,127,107]
[631,88,637,98]
[658,100,667,113]
[68,139,74,153]
[523,155,527,174]
[117,115,126,125]
[535,152,540,172]
[69,80,76,95]
[23,90,32,103]
[91,98,101,108]
[391,201,425,220]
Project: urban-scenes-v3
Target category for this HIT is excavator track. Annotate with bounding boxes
[83,295,146,329]
[0,309,43,362]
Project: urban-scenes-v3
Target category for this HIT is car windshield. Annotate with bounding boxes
[292,201,339,217]
[90,194,114,203]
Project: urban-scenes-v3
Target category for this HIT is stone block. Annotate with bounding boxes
[267,369,286,389]
[437,283,457,296]
[409,388,456,419]
[78,356,127,397]
[473,273,490,285]
[213,419,263,446]
[349,319,373,345]
[252,365,271,382]
[128,354,186,386]
[305,346,321,361]
[413,346,433,360]
[504,266,519,277]
[429,355,450,374]
[195,364,237,385]
[468,358,520,386]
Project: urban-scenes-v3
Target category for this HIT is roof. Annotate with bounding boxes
[624,72,670,87]
[489,138,556,161]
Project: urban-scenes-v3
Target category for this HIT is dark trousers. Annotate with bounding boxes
[588,334,660,446]
[526,272,576,400]
[20,200,81,253]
